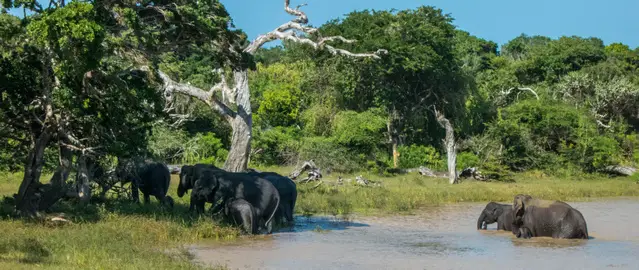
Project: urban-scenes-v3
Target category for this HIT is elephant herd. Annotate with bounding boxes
[115,159,296,235]
[114,159,589,239]
[477,195,589,239]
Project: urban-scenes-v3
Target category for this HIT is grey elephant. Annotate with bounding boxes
[192,169,280,234]
[246,169,297,224]
[224,198,258,235]
[116,158,174,208]
[512,194,588,239]
[177,164,222,212]
[477,202,515,231]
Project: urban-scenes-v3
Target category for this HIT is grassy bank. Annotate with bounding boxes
[284,169,639,216]
[0,173,237,270]
[1,170,638,269]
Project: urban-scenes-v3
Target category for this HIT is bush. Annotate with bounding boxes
[562,135,622,172]
[147,124,227,164]
[331,108,387,153]
[488,100,601,171]
[298,136,362,173]
[251,126,300,166]
[397,144,443,169]
[457,151,480,169]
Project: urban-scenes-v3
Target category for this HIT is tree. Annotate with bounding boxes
[1,2,164,217]
[154,0,385,172]
[294,6,467,167]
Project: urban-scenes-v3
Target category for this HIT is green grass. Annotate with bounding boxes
[287,170,639,216]
[0,173,236,270]
[0,168,638,269]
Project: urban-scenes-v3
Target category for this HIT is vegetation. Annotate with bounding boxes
[0,173,236,269]
[1,0,639,268]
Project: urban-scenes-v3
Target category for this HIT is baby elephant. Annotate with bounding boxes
[477,202,515,232]
[225,199,258,235]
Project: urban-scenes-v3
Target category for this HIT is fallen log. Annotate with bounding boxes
[603,165,637,176]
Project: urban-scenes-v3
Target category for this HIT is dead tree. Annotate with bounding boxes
[434,108,458,184]
[603,165,637,177]
[156,0,386,172]
[290,160,322,182]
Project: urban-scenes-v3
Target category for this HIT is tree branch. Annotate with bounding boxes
[244,0,388,59]
[155,69,236,122]
[500,87,540,100]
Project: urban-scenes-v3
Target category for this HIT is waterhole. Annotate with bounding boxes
[189,199,639,270]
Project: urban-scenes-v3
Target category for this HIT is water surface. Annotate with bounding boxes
[190,199,639,270]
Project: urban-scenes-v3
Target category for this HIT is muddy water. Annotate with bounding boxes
[190,199,639,270]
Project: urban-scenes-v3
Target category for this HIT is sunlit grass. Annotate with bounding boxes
[0,173,238,269]
[292,170,639,216]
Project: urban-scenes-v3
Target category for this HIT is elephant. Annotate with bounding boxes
[246,169,297,224]
[224,198,258,235]
[477,202,515,232]
[178,164,222,212]
[192,169,280,234]
[512,194,588,239]
[116,158,174,208]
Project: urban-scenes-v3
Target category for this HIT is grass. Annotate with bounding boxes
[0,173,237,270]
[285,169,639,216]
[0,167,638,269]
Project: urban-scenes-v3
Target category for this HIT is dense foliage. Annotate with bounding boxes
[2,2,638,178]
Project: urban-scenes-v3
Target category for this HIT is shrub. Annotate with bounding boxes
[251,126,300,166]
[298,136,362,173]
[147,124,227,164]
[331,108,387,153]
[397,144,443,169]
[457,151,480,169]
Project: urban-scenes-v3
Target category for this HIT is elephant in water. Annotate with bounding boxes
[512,194,588,239]
[192,169,280,234]
[116,158,174,208]
[246,169,297,225]
[225,198,258,235]
[477,202,515,232]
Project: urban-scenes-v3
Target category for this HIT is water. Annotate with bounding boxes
[190,199,639,270]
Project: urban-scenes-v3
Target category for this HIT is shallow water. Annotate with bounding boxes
[190,199,639,270]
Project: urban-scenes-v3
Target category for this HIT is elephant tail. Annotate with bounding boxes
[265,193,280,228]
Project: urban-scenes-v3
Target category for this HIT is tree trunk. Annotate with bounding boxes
[223,70,252,172]
[434,109,458,184]
[444,128,458,185]
[15,130,52,217]
[75,155,92,204]
[37,143,73,211]
[387,118,399,168]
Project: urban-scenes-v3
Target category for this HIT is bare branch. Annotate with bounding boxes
[244,0,387,59]
[500,87,540,100]
[155,69,237,122]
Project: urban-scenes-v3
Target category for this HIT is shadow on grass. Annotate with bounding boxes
[0,193,211,229]
[0,238,52,265]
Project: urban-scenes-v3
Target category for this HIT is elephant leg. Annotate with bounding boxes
[131,178,140,203]
[144,194,151,204]
[518,227,533,239]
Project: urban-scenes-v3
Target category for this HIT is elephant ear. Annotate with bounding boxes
[513,195,526,218]
[492,206,503,216]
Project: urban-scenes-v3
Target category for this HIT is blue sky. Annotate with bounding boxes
[7,0,638,48]
[220,0,638,49]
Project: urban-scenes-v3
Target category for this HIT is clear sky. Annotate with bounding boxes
[6,0,638,49]
[220,0,639,49]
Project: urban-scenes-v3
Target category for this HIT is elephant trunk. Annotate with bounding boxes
[477,212,487,230]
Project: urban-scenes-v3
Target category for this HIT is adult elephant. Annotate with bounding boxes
[477,202,514,232]
[116,158,174,208]
[512,194,588,239]
[178,164,222,212]
[192,169,280,234]
[246,169,297,224]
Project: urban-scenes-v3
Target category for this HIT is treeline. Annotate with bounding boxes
[152,7,639,177]
[2,3,638,180]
